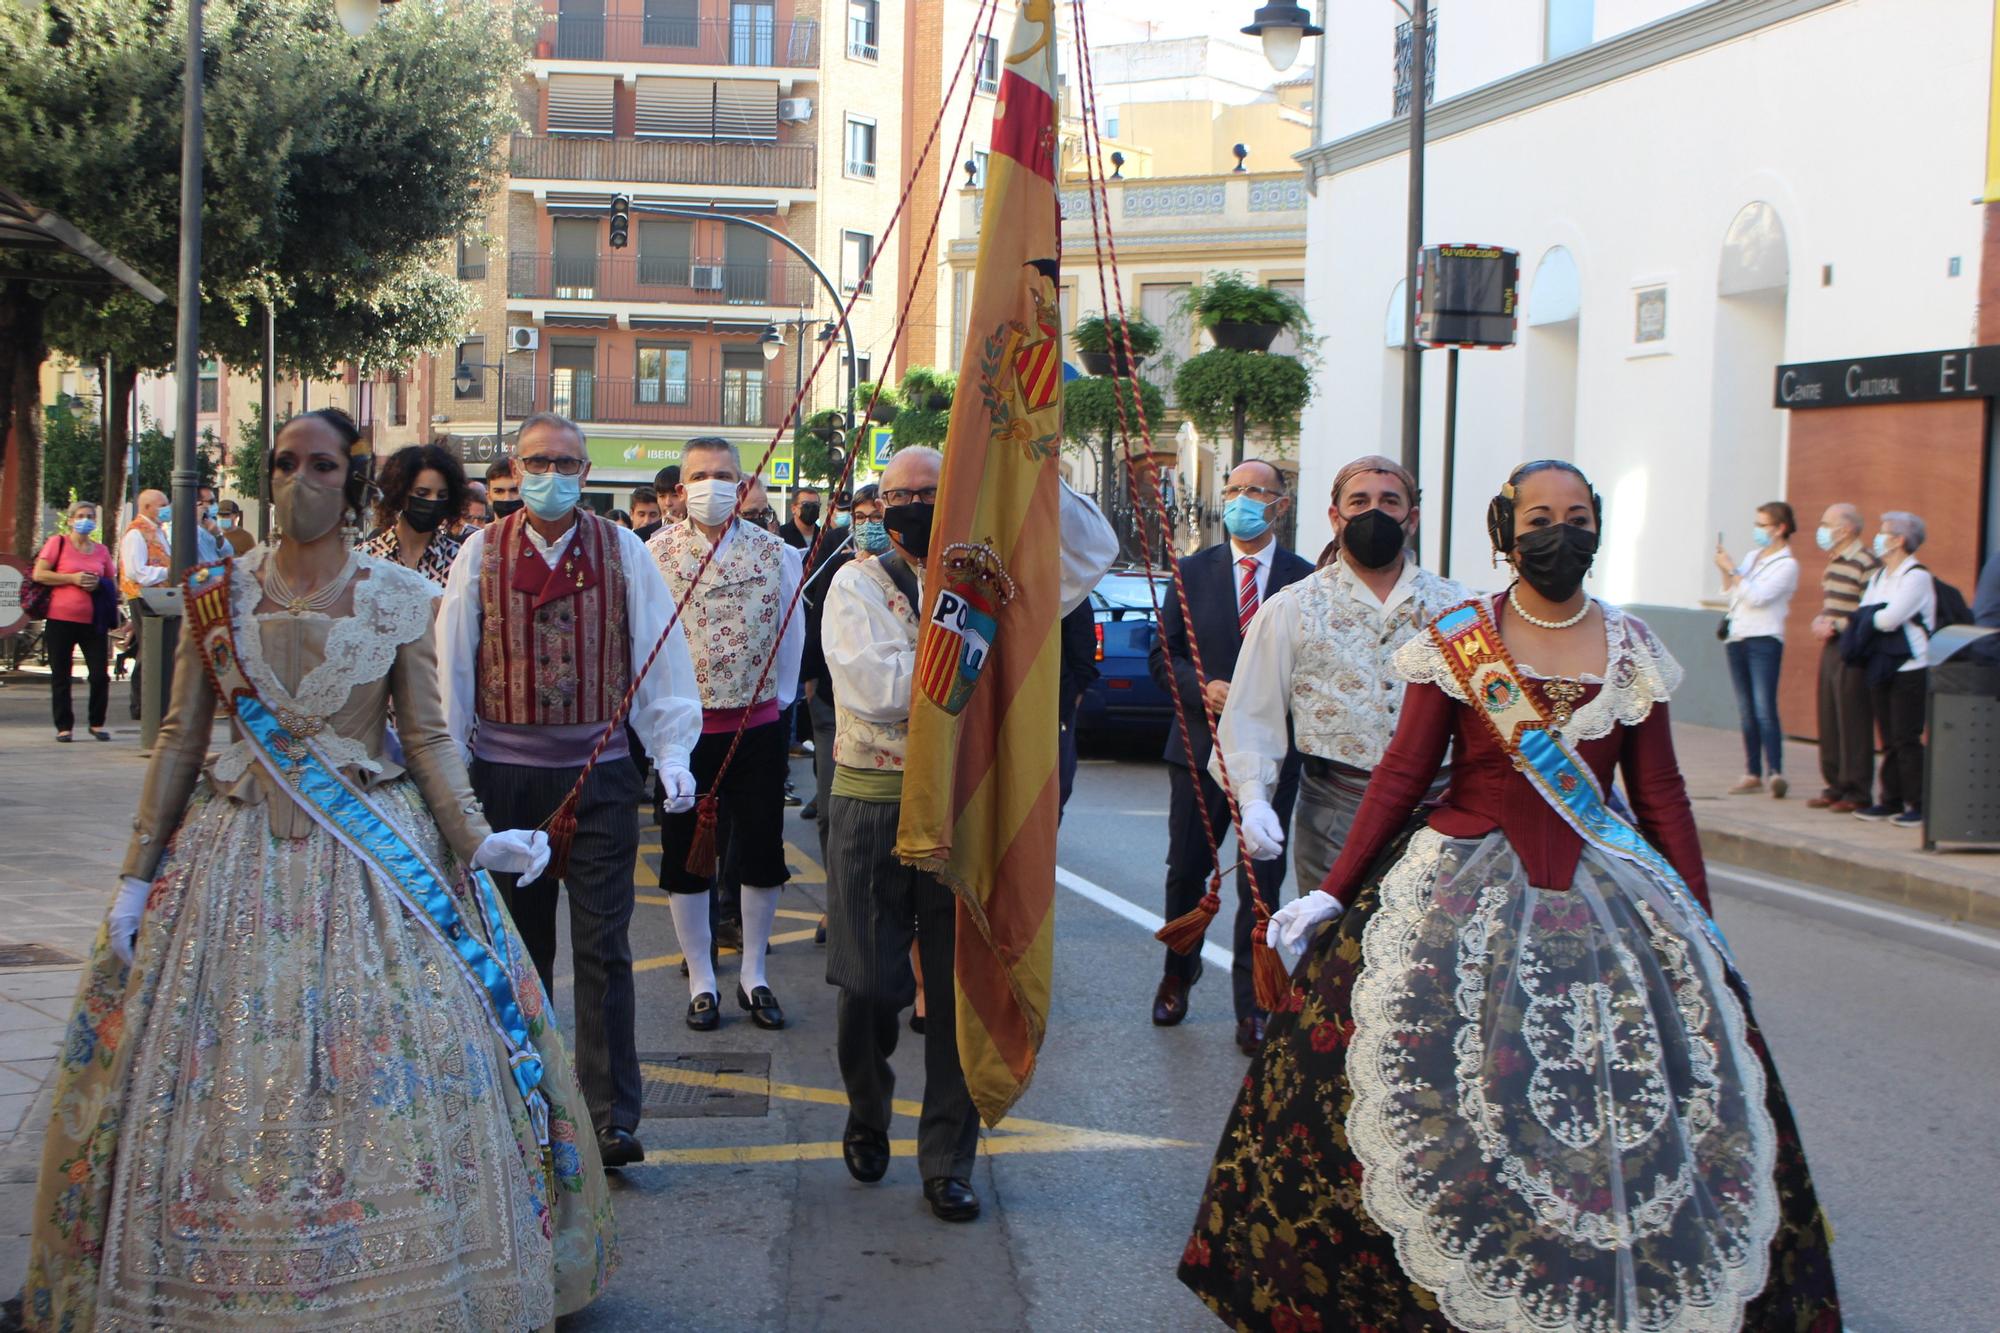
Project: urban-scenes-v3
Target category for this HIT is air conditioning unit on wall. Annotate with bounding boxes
[690,265,725,291]
[778,97,813,123]
[508,326,539,352]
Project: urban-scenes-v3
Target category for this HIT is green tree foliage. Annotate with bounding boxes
[128,415,216,495]
[0,0,527,548]
[41,402,103,509]
[230,401,266,498]
[1061,375,1167,447]
[891,367,954,451]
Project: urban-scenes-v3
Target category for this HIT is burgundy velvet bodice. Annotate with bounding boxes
[1320,675,1711,912]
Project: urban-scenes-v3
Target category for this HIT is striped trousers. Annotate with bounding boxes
[472,755,643,1134]
[824,794,980,1181]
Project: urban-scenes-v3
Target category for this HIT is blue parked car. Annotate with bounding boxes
[1075,568,1175,737]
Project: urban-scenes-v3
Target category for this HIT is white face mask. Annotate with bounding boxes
[683,477,741,527]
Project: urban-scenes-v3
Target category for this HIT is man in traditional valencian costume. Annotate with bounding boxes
[648,436,803,1033]
[439,411,702,1169]
[1212,454,1469,893]
[821,446,1117,1223]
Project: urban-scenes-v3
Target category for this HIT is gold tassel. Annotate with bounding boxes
[1154,884,1220,955]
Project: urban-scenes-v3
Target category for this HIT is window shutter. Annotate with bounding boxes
[546,74,616,135]
[713,79,777,141]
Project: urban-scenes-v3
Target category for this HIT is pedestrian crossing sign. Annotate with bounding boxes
[871,425,893,466]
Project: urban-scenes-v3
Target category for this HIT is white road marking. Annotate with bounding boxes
[1713,864,2000,969]
[1054,865,1234,971]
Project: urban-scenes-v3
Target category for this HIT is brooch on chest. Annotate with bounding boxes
[1542,678,1586,731]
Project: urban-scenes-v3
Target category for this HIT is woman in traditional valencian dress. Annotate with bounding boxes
[25,409,615,1331]
[1179,461,1839,1333]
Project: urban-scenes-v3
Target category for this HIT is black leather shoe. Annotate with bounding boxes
[923,1176,981,1222]
[596,1125,644,1169]
[1152,975,1193,1027]
[687,991,720,1031]
[843,1122,889,1183]
[715,917,745,952]
[1235,1013,1266,1056]
[909,1012,926,1035]
[738,984,785,1030]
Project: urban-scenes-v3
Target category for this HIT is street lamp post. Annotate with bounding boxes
[1245,0,1427,488]
[619,204,859,435]
[453,361,507,453]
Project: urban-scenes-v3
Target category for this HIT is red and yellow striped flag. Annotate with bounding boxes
[895,2,1065,1128]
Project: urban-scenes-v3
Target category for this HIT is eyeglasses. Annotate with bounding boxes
[852,506,884,521]
[882,486,939,506]
[743,509,776,527]
[1221,484,1284,502]
[518,455,585,476]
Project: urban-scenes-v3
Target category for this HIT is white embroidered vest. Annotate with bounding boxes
[649,519,787,711]
[833,558,919,772]
[1287,562,1468,768]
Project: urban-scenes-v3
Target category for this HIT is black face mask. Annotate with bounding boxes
[1512,524,1599,603]
[796,501,821,526]
[881,501,935,560]
[1340,507,1408,570]
[404,495,450,534]
[491,498,524,519]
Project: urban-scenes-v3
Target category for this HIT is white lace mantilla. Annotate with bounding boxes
[1394,600,1684,741]
[210,549,440,783]
[1346,828,1779,1333]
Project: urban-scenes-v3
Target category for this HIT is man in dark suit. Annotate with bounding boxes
[1147,459,1311,1054]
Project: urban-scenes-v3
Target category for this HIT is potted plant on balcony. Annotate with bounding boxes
[1072,314,1163,379]
[852,379,902,424]
[1173,349,1313,465]
[1181,272,1308,353]
[891,367,955,450]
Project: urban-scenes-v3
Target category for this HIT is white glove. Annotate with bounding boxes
[109,876,150,966]
[660,763,697,815]
[474,829,551,887]
[1268,890,1345,961]
[1238,799,1286,861]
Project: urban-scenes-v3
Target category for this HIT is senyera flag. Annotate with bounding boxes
[894,1,1064,1128]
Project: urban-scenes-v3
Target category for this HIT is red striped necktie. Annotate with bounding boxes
[1237,555,1259,634]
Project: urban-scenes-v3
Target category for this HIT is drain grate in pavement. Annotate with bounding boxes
[0,943,80,968]
[637,1052,771,1119]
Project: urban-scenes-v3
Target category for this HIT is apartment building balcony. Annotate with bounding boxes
[506,253,812,309]
[510,134,817,191]
[534,14,818,69]
[506,372,782,429]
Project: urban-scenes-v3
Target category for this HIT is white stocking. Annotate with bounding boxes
[739,884,782,993]
[668,890,717,998]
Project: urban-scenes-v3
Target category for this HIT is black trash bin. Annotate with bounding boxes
[1925,626,2000,850]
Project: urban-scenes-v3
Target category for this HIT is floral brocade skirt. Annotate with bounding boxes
[25,779,616,1332]
[1178,826,1839,1333]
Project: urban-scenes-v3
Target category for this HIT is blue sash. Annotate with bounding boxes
[1429,599,1741,983]
[183,559,552,1148]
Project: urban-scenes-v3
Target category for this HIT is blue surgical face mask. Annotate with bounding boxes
[521,470,582,521]
[1814,525,1835,551]
[1872,532,1892,558]
[855,517,891,554]
[1750,527,1772,549]
[72,518,96,537]
[1222,494,1272,541]
[832,510,852,528]
[157,503,172,526]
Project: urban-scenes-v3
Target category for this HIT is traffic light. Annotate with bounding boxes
[609,193,631,249]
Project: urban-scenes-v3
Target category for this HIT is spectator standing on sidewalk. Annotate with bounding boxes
[1854,512,1936,828]
[32,501,118,742]
[1808,504,1880,812]
[118,488,171,720]
[1716,501,1800,798]
[215,499,256,555]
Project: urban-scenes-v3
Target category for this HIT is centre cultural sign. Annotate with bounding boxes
[1774,346,2000,409]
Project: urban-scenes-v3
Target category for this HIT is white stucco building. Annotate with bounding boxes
[1294,0,1997,721]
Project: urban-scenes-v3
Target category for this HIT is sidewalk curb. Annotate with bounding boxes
[1696,822,2000,930]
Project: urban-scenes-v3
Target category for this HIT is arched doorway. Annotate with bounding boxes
[1522,245,1581,461]
[1708,202,1790,563]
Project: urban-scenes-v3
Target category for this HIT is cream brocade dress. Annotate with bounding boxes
[24,548,615,1331]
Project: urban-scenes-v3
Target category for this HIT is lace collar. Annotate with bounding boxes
[1393,597,1684,742]
[210,548,440,783]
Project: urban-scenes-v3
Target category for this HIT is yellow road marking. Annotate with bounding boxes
[635,840,828,889]
[636,1062,1193,1165]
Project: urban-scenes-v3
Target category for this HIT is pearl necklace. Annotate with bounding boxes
[1508,583,1590,630]
[265,553,350,617]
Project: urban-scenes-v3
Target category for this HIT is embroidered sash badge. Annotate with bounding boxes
[916,541,1019,716]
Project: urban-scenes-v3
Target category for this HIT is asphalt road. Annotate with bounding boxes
[556,737,2000,1333]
